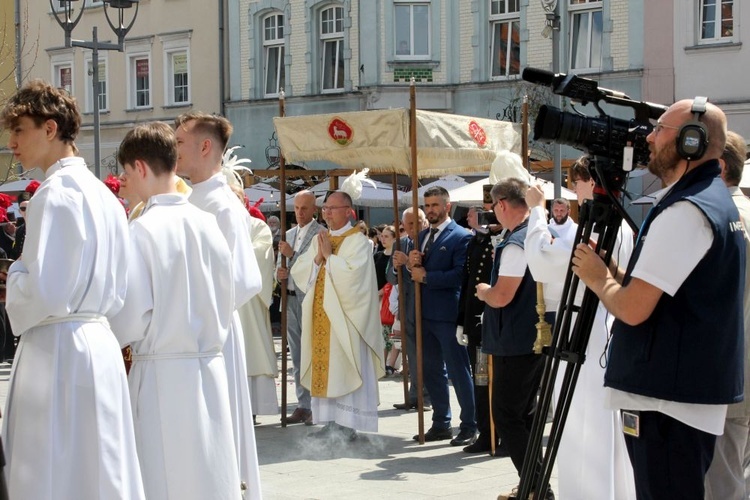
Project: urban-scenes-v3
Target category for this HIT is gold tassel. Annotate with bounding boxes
[533,281,552,354]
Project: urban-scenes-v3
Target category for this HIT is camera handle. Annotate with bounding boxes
[514,169,628,499]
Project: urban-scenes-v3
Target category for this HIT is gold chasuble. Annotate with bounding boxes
[291,224,385,400]
[310,226,360,397]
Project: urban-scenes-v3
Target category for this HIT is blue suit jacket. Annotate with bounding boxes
[418,220,471,323]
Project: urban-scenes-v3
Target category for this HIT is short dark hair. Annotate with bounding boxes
[174,112,233,150]
[490,177,529,209]
[423,186,450,202]
[118,122,178,176]
[1,79,81,145]
[722,131,747,187]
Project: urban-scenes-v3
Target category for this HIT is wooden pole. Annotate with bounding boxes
[278,90,289,427]
[392,172,410,406]
[409,78,425,444]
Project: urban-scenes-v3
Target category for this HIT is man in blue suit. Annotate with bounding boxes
[401,186,476,446]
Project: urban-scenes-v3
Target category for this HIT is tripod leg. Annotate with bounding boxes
[518,194,626,499]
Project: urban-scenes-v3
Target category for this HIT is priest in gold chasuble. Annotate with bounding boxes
[291,191,385,436]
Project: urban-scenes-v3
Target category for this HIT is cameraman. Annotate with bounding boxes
[572,100,745,499]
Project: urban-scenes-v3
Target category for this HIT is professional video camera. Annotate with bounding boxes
[522,67,667,192]
[477,209,498,226]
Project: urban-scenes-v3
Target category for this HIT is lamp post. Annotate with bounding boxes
[541,0,561,197]
[50,0,139,179]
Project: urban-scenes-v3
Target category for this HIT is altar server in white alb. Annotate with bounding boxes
[175,112,263,499]
[0,80,144,499]
[226,177,280,419]
[111,122,242,499]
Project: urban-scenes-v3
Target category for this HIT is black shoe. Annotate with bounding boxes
[413,427,453,442]
[393,402,432,411]
[491,440,510,458]
[450,429,478,447]
[463,438,491,453]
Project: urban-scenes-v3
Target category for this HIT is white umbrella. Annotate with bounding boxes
[448,176,576,207]
[399,175,468,204]
[739,159,750,196]
[286,178,407,208]
[0,179,33,194]
[244,183,281,212]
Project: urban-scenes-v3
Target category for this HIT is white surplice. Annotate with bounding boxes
[2,158,145,500]
[525,205,635,500]
[291,224,385,432]
[238,216,279,416]
[188,172,263,499]
[110,193,241,500]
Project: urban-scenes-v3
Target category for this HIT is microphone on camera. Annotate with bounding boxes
[521,67,630,103]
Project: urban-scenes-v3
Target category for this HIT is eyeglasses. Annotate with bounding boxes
[653,121,680,135]
[491,197,506,210]
[321,205,349,212]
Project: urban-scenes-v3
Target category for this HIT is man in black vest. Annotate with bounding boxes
[476,178,551,500]
[573,99,745,499]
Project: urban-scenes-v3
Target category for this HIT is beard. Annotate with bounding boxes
[553,214,569,225]
[648,141,681,180]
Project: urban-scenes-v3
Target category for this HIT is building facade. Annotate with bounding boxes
[226,0,655,174]
[18,0,225,178]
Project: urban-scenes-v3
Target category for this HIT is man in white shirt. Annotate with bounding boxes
[573,99,744,498]
[704,131,750,499]
[547,197,577,246]
[0,79,144,499]
[112,121,241,500]
[175,112,263,500]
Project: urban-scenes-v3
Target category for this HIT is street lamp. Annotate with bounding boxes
[50,0,140,179]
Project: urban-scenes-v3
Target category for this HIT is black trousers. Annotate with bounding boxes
[468,340,492,443]
[492,353,544,475]
[624,410,716,500]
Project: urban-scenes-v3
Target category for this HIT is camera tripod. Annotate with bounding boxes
[514,162,638,500]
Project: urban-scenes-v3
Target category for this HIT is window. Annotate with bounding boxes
[489,0,520,78]
[320,6,344,92]
[569,0,602,71]
[85,57,108,112]
[167,50,190,105]
[127,54,151,109]
[394,1,430,59]
[53,64,73,94]
[263,13,285,97]
[700,0,734,42]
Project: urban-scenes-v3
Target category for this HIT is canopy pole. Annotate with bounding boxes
[409,78,426,445]
[522,95,530,174]
[391,173,410,406]
[278,90,289,428]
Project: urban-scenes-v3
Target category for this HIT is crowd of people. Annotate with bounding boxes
[0,77,748,500]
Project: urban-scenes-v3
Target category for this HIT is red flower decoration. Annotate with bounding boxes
[25,180,40,196]
[0,208,8,224]
[0,194,13,209]
[246,196,266,222]
[103,174,121,196]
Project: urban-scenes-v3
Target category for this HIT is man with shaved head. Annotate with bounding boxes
[572,99,745,498]
[277,190,321,424]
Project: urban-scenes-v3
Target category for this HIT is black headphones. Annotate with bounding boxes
[676,96,709,161]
